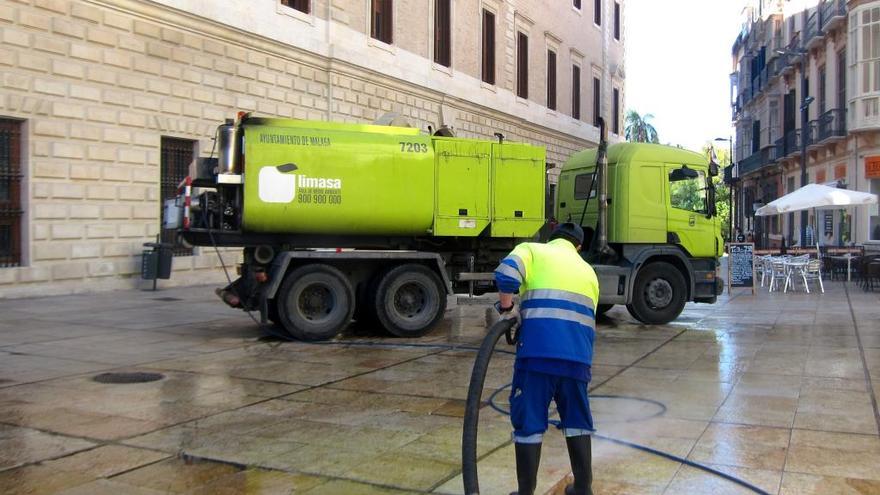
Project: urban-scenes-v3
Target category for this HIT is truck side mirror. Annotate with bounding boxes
[708,161,719,177]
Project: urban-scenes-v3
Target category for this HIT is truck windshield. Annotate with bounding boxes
[668,168,707,214]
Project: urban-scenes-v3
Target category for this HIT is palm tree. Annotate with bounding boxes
[624,110,659,143]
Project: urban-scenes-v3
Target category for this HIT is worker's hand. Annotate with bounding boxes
[494,301,521,331]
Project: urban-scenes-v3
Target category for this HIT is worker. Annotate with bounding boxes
[493,222,600,495]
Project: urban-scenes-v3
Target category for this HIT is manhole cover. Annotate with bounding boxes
[153,297,182,302]
[93,372,165,384]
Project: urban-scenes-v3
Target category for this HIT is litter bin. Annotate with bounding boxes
[142,242,173,290]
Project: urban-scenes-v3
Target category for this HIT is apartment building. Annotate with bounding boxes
[0,0,626,297]
[730,0,880,248]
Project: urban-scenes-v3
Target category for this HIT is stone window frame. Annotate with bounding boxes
[545,32,562,114]
[430,0,454,76]
[591,65,602,127]
[366,0,396,53]
[514,12,535,104]
[480,0,501,91]
[276,0,315,26]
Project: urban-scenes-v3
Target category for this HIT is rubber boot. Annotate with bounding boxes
[509,442,542,495]
[564,435,592,495]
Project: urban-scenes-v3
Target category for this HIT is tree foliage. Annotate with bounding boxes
[624,110,659,143]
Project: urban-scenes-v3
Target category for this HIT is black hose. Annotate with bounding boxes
[260,324,771,495]
[486,387,772,495]
[461,318,515,495]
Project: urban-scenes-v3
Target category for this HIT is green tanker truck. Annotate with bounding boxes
[165,113,723,341]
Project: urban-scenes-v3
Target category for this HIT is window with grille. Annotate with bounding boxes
[371,0,393,44]
[613,2,620,40]
[593,76,600,126]
[0,119,22,268]
[434,0,451,67]
[160,137,194,256]
[280,0,309,14]
[517,32,529,99]
[547,50,557,110]
[572,65,581,120]
[481,10,496,84]
[612,87,620,134]
[594,0,601,25]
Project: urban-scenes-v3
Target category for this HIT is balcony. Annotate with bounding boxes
[821,0,846,32]
[738,147,778,177]
[784,128,802,158]
[780,34,801,74]
[723,164,738,184]
[739,152,763,176]
[816,108,846,143]
[806,119,821,149]
[804,10,823,50]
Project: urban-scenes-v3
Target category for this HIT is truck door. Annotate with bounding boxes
[665,165,715,258]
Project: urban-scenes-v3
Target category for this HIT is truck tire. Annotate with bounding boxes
[374,264,447,338]
[626,262,687,325]
[276,264,354,341]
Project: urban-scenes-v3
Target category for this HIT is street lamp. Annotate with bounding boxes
[714,136,734,241]
[777,48,813,247]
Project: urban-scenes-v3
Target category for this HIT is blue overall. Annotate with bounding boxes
[495,239,600,442]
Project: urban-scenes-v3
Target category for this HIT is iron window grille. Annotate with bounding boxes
[0,119,22,268]
[160,137,195,256]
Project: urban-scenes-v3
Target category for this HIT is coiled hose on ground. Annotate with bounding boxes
[460,319,771,495]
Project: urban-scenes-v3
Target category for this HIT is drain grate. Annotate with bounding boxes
[153,297,182,302]
[93,372,165,384]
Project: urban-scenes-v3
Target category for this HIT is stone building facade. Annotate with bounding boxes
[731,0,880,248]
[0,0,625,297]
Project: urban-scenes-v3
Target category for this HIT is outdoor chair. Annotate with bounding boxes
[759,256,773,287]
[768,258,788,292]
[861,255,880,291]
[800,258,824,294]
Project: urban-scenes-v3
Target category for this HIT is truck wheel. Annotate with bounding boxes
[276,264,354,341]
[375,264,446,338]
[626,262,687,325]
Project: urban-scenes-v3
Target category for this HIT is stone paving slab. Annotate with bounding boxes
[0,280,879,494]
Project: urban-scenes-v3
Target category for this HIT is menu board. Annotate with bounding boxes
[728,243,755,290]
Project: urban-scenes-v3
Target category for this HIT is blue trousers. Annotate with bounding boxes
[509,368,594,443]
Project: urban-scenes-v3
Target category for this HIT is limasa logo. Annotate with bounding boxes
[258,165,343,204]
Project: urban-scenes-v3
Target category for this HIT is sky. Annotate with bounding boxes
[625,0,745,152]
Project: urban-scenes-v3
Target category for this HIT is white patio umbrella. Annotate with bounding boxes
[754,183,877,216]
[754,183,878,254]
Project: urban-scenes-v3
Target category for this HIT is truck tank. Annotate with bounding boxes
[237,118,546,239]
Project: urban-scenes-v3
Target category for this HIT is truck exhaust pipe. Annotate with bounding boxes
[594,118,615,259]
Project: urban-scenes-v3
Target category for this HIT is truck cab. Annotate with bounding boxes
[556,143,724,324]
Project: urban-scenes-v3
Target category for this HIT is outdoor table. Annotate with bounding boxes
[783,259,809,292]
[828,254,855,282]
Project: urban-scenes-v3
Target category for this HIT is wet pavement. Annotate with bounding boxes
[1,278,880,494]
